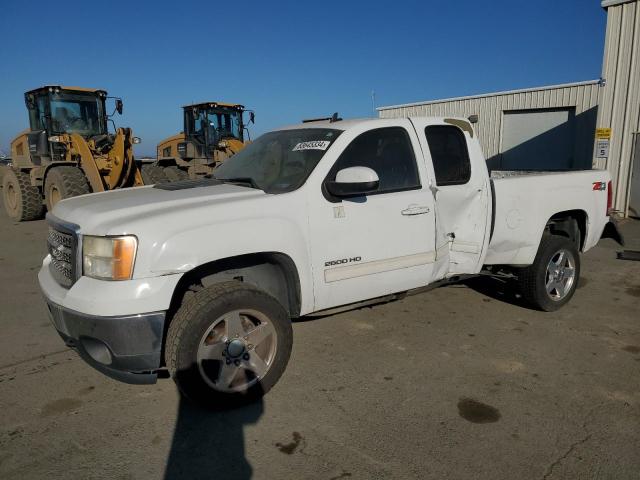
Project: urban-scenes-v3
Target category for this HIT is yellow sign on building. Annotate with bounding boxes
[596,128,612,139]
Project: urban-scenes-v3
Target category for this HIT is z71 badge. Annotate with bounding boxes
[325,256,361,267]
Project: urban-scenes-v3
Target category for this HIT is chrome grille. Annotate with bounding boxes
[47,227,76,288]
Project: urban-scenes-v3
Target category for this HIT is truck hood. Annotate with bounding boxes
[52,182,265,235]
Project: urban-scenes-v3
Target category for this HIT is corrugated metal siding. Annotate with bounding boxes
[379,81,601,171]
[596,0,640,214]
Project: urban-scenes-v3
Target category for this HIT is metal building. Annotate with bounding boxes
[378,0,640,217]
[597,0,640,216]
[378,80,601,173]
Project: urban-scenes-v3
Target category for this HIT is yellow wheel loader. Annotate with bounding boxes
[155,102,254,180]
[2,85,145,221]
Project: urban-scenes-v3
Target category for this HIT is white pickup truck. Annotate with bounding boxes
[39,116,621,406]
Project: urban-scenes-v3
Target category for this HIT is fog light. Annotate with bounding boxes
[81,337,113,365]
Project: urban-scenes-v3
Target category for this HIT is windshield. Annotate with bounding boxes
[214,128,342,193]
[50,92,106,136]
[206,109,242,140]
[185,108,243,142]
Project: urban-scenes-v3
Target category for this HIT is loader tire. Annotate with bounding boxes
[166,281,293,409]
[44,166,91,212]
[164,166,189,182]
[140,164,169,185]
[518,235,580,312]
[2,169,43,221]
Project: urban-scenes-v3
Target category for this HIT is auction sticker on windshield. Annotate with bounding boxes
[293,141,331,151]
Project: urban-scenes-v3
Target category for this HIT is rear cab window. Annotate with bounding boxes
[424,125,471,186]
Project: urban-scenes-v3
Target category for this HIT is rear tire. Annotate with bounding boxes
[166,281,293,408]
[164,165,189,182]
[518,235,580,312]
[44,166,90,212]
[2,169,43,221]
[140,164,169,185]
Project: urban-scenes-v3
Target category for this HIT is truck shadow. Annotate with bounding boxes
[463,276,529,309]
[164,390,264,480]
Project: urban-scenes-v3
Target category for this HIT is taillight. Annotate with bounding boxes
[607,180,613,215]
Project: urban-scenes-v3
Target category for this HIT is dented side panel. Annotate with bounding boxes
[486,170,611,266]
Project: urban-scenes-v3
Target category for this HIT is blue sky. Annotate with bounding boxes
[0,0,606,156]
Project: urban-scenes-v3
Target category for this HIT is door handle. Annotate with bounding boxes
[401,205,430,216]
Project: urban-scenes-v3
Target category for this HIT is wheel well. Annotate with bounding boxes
[545,210,587,251]
[167,252,302,319]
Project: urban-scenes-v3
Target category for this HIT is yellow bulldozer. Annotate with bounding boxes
[2,85,147,221]
[153,101,254,181]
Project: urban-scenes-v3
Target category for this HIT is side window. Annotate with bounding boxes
[329,127,420,193]
[424,126,471,186]
[162,146,172,157]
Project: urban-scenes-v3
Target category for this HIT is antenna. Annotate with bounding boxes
[371,90,376,117]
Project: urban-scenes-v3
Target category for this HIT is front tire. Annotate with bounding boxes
[2,169,43,221]
[518,235,580,312]
[44,166,90,212]
[166,281,293,408]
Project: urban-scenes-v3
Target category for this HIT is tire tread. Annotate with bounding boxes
[165,280,292,407]
[2,169,43,221]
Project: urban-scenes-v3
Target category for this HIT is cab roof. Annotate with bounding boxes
[275,116,475,133]
[25,85,107,95]
[182,101,245,110]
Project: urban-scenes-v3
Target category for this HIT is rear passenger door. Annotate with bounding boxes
[307,121,437,311]
[412,119,491,275]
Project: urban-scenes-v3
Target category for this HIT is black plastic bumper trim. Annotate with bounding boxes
[44,300,166,385]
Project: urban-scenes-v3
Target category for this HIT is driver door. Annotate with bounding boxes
[307,121,437,311]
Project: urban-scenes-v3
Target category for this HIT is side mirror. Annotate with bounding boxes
[116,99,123,115]
[249,111,255,124]
[326,166,379,197]
[132,137,141,144]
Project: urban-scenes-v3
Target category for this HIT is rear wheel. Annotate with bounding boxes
[164,165,189,182]
[44,166,90,212]
[166,281,293,408]
[140,164,169,185]
[2,169,43,221]
[518,235,580,311]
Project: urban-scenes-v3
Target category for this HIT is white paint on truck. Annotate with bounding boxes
[38,116,617,395]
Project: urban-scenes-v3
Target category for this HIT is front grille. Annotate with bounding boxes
[47,226,76,288]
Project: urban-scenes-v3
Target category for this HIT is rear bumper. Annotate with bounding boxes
[45,300,165,385]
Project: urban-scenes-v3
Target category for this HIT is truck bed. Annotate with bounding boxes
[490,170,589,179]
[485,169,610,266]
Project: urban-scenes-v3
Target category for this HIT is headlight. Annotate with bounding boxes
[83,235,137,280]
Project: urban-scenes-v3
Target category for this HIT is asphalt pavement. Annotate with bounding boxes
[0,197,639,480]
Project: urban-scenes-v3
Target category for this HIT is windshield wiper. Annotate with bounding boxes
[213,176,261,190]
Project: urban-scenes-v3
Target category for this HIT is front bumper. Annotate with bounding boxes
[45,300,165,384]
[38,256,182,384]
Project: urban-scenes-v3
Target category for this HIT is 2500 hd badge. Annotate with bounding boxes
[325,256,362,267]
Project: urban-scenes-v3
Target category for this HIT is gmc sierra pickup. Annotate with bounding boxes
[39,116,620,406]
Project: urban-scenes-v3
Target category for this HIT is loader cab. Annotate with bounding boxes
[25,86,109,137]
[24,86,109,160]
[179,102,248,160]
